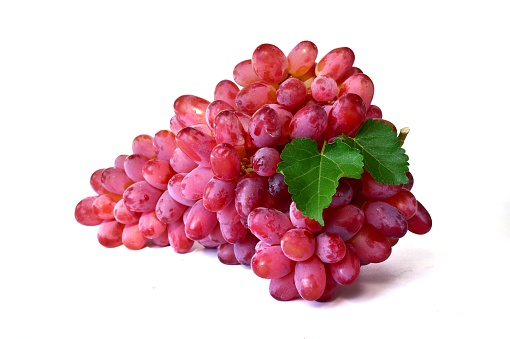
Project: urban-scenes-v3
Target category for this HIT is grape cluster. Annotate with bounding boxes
[74,41,432,302]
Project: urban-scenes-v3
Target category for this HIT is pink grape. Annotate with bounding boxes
[233,59,260,87]
[311,75,338,102]
[267,173,291,200]
[294,255,327,301]
[132,134,157,159]
[217,243,240,265]
[234,173,267,219]
[268,104,293,145]
[327,92,366,137]
[122,222,147,250]
[167,173,196,207]
[151,228,170,247]
[338,73,375,108]
[214,110,246,147]
[202,177,236,212]
[189,123,213,136]
[289,103,328,141]
[124,153,150,182]
[323,204,364,241]
[184,199,218,241]
[280,228,316,261]
[90,169,109,194]
[114,155,127,170]
[92,193,122,220]
[254,240,271,252]
[249,105,282,148]
[233,231,259,265]
[113,198,142,225]
[269,271,300,301]
[216,200,242,226]
[169,147,198,173]
[337,66,363,85]
[382,189,418,220]
[289,201,322,235]
[361,170,402,200]
[142,158,175,191]
[316,270,339,302]
[210,143,241,181]
[180,166,214,201]
[407,201,432,235]
[169,115,186,135]
[315,47,355,81]
[366,104,383,119]
[153,129,177,162]
[175,126,216,167]
[173,94,210,126]
[208,223,228,245]
[198,236,220,249]
[213,79,239,110]
[167,218,195,254]
[138,210,167,239]
[232,111,255,150]
[276,77,308,109]
[101,167,135,195]
[252,147,281,177]
[251,245,294,279]
[97,220,124,248]
[75,196,102,226]
[219,220,248,244]
[251,43,289,84]
[155,190,187,224]
[123,181,163,213]
[247,207,294,245]
[314,232,347,264]
[348,225,392,264]
[287,40,318,77]
[329,178,354,208]
[329,244,360,285]
[205,100,234,131]
[235,82,277,115]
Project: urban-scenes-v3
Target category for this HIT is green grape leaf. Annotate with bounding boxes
[343,119,409,185]
[277,138,363,225]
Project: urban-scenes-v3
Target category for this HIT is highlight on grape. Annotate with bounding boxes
[75,41,432,302]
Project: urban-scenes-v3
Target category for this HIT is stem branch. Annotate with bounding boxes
[398,127,410,146]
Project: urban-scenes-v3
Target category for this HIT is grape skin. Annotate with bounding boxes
[124,153,150,182]
[287,40,318,77]
[289,103,328,141]
[122,222,147,250]
[407,201,432,235]
[252,43,289,84]
[363,201,408,239]
[294,255,327,301]
[75,196,102,226]
[251,245,294,279]
[184,199,218,241]
[213,80,239,111]
[97,220,124,248]
[123,181,163,213]
[113,198,142,225]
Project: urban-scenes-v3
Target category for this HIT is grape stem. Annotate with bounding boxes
[398,127,410,146]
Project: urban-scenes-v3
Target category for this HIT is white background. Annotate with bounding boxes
[1,1,509,338]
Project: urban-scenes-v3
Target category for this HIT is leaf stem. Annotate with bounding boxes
[320,140,327,154]
[398,127,410,146]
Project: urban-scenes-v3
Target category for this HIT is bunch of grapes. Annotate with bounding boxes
[74,41,432,302]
